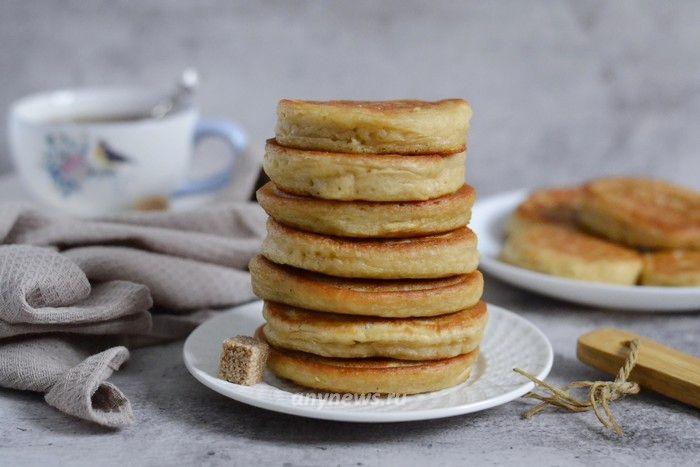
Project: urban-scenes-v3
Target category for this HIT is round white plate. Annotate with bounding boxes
[183,300,553,423]
[471,190,700,312]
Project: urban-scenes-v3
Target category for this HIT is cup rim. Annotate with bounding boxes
[9,86,197,128]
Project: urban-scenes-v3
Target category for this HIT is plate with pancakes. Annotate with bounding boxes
[183,300,553,422]
[472,178,700,311]
[186,98,554,421]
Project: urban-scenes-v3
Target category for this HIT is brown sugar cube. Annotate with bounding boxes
[217,335,269,385]
[133,195,170,211]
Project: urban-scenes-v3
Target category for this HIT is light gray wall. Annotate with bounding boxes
[1,0,699,195]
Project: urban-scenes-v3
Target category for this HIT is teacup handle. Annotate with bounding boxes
[173,119,248,197]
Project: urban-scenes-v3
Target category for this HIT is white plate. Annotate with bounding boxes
[471,190,700,312]
[183,301,553,423]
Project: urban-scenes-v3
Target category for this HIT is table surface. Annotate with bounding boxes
[0,175,698,467]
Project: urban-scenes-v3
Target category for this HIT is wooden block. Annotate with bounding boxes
[577,328,700,409]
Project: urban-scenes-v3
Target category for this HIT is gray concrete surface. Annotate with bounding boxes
[0,277,698,466]
[1,0,700,195]
[0,1,699,466]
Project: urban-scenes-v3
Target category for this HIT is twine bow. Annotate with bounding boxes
[514,339,641,435]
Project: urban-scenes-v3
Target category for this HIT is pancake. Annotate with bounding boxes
[257,328,478,394]
[578,178,700,250]
[249,255,483,317]
[507,187,584,235]
[262,301,487,360]
[256,182,474,238]
[640,250,700,286]
[500,223,643,285]
[263,140,466,202]
[275,99,471,154]
[261,219,479,279]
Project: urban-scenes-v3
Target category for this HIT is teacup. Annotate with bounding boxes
[8,87,247,216]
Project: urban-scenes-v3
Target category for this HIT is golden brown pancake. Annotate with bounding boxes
[263,140,465,202]
[262,301,487,360]
[256,182,474,238]
[578,178,700,250]
[275,99,471,154]
[249,255,483,317]
[261,219,479,279]
[641,250,700,286]
[257,328,478,394]
[508,187,584,234]
[500,223,643,285]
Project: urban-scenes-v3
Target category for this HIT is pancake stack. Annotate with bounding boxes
[251,99,486,394]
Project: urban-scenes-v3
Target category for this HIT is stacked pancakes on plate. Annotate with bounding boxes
[500,178,700,286]
[251,99,485,394]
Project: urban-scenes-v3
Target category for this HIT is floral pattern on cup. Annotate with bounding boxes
[43,134,130,196]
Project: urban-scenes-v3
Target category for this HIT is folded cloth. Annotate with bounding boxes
[0,202,266,427]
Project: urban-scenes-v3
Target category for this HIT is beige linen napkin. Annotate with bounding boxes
[0,202,266,427]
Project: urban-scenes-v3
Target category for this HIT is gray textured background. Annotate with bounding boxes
[1,2,699,466]
[2,0,699,194]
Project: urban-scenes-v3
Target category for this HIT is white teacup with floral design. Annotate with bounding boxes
[9,87,246,216]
